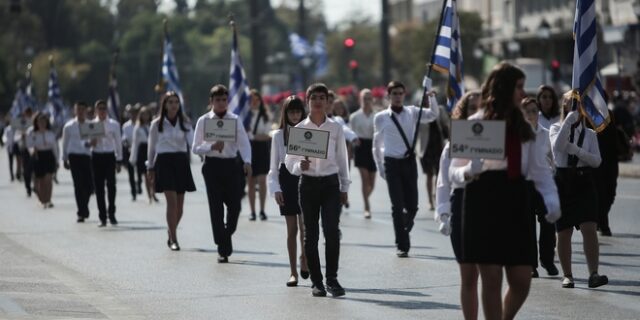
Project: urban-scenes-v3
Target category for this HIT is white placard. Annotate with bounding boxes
[286,127,330,159]
[204,118,237,142]
[450,120,506,160]
[10,118,30,131]
[79,122,106,139]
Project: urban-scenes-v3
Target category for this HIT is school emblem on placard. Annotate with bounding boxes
[217,120,224,128]
[89,124,95,130]
[304,131,313,140]
[204,118,237,142]
[450,120,505,160]
[286,127,330,159]
[472,123,484,136]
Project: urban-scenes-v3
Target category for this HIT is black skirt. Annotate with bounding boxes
[33,150,56,178]
[450,188,464,262]
[154,152,196,193]
[250,140,270,176]
[353,138,377,172]
[279,164,301,215]
[554,168,598,231]
[461,171,534,266]
[136,143,148,174]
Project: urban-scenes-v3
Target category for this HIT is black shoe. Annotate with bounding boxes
[326,279,345,297]
[311,283,327,297]
[137,187,143,194]
[588,273,608,288]
[259,211,267,221]
[249,212,256,221]
[396,250,408,258]
[532,268,539,278]
[286,275,298,287]
[169,241,180,251]
[300,269,309,280]
[109,218,118,225]
[599,227,612,237]
[77,217,85,223]
[98,221,107,227]
[541,262,559,276]
[562,275,575,288]
[217,255,228,263]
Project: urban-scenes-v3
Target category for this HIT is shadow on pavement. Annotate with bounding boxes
[347,287,430,297]
[341,242,433,250]
[347,297,460,310]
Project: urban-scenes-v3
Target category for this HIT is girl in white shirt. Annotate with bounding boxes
[247,90,272,221]
[267,95,309,287]
[349,89,377,218]
[130,106,157,203]
[27,112,59,208]
[536,85,561,130]
[147,91,196,251]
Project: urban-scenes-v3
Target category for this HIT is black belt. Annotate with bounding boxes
[556,167,592,177]
[301,173,338,182]
[384,156,413,162]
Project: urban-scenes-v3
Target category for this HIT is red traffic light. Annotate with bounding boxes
[343,37,355,48]
[551,59,560,69]
[349,59,359,70]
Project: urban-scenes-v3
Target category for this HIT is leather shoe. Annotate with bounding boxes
[98,221,107,227]
[169,241,180,251]
[77,217,85,223]
[599,227,612,237]
[562,275,575,288]
[286,275,298,287]
[249,212,256,221]
[300,269,309,280]
[326,279,345,297]
[588,273,608,288]
[396,250,408,258]
[217,255,228,263]
[259,211,267,221]
[541,262,559,276]
[109,218,118,225]
[311,283,327,297]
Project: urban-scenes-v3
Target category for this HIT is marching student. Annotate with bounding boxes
[2,119,17,181]
[349,89,377,218]
[26,112,59,208]
[130,106,157,204]
[90,100,123,227]
[372,81,439,257]
[550,91,608,289]
[267,95,309,287]
[451,62,560,320]
[147,92,196,251]
[536,85,561,130]
[436,90,481,320]
[247,89,272,221]
[285,83,351,297]
[520,97,559,278]
[18,108,35,197]
[61,102,93,222]
[418,99,450,211]
[122,104,141,201]
[192,85,252,263]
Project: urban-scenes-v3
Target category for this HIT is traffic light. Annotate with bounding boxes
[349,59,359,70]
[343,37,355,50]
[551,59,561,82]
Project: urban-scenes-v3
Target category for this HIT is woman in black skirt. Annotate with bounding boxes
[267,95,309,287]
[247,89,272,221]
[549,92,608,289]
[27,112,58,208]
[130,106,157,203]
[349,89,377,218]
[147,91,196,251]
[452,62,560,320]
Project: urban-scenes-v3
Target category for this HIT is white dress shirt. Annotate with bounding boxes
[284,117,351,193]
[549,113,601,169]
[435,142,456,220]
[349,109,375,139]
[330,115,358,142]
[192,110,251,164]
[449,110,560,216]
[122,119,135,149]
[61,118,91,161]
[2,126,14,152]
[267,128,286,196]
[26,128,59,160]
[372,100,439,171]
[538,113,560,131]
[147,118,194,169]
[90,118,123,161]
[248,109,272,139]
[129,124,150,165]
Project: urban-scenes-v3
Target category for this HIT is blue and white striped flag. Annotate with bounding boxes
[229,25,252,129]
[571,0,609,131]
[431,0,464,111]
[313,33,328,78]
[10,69,38,118]
[162,34,186,112]
[45,64,67,130]
[107,74,120,122]
[289,33,312,59]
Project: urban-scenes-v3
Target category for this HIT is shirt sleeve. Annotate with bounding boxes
[372,113,385,172]
[335,124,351,193]
[61,125,70,162]
[237,118,252,164]
[185,123,194,150]
[113,122,123,162]
[192,117,213,155]
[526,140,560,216]
[130,125,139,165]
[147,121,159,169]
[435,142,452,220]
[267,131,282,196]
[575,129,602,168]
[412,96,440,124]
[284,153,303,176]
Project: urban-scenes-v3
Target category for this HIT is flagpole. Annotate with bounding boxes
[155,19,168,96]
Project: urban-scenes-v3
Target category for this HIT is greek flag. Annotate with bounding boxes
[289,33,312,59]
[45,64,67,130]
[162,34,186,112]
[431,0,464,111]
[313,33,328,78]
[229,26,252,129]
[571,0,609,131]
[107,73,120,122]
[10,71,38,118]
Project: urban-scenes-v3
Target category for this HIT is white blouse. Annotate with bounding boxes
[248,109,272,139]
[267,129,286,196]
[549,112,601,169]
[90,118,123,161]
[129,124,150,165]
[349,108,375,139]
[147,118,194,169]
[26,128,59,160]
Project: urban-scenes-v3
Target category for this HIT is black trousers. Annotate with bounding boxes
[299,174,341,284]
[384,156,419,252]
[7,149,14,180]
[92,152,117,221]
[595,162,618,230]
[202,157,242,257]
[69,154,93,218]
[20,148,33,195]
[123,147,137,198]
[533,217,557,267]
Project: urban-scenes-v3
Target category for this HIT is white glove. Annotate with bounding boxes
[438,214,451,236]
[565,111,579,124]
[464,158,484,180]
[565,142,581,155]
[545,210,561,224]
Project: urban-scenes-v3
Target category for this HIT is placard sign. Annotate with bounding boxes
[79,121,106,139]
[204,118,237,142]
[450,120,506,160]
[286,127,330,159]
[10,118,30,131]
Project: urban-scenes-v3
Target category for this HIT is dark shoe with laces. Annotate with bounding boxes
[311,283,327,297]
[326,279,345,297]
[588,273,608,288]
[541,262,559,276]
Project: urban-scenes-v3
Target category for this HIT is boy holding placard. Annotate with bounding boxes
[192,84,252,263]
[285,83,351,297]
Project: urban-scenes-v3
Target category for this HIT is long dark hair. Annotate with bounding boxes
[32,111,51,131]
[451,90,481,120]
[158,91,189,132]
[481,62,534,141]
[279,96,306,146]
[536,85,560,119]
[250,89,270,124]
